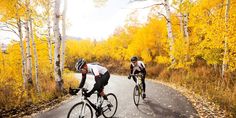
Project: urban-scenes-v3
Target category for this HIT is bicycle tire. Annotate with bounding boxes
[102,93,118,118]
[67,102,93,118]
[133,85,140,106]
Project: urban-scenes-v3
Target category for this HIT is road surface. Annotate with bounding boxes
[35,74,198,118]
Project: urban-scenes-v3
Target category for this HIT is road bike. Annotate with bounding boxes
[67,88,118,118]
[129,74,144,106]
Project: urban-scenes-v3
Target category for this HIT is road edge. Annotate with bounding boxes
[148,79,228,118]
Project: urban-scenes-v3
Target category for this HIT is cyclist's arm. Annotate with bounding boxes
[130,64,134,74]
[140,62,146,76]
[78,74,86,88]
[87,86,96,96]
[86,75,101,96]
[141,67,146,75]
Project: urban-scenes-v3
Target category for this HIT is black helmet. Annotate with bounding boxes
[75,58,86,71]
[130,56,138,62]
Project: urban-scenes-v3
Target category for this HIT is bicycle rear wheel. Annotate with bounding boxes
[67,102,93,118]
[133,85,140,106]
[102,93,118,118]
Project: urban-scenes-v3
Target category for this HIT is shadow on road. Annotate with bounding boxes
[137,97,189,118]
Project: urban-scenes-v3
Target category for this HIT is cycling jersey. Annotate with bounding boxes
[130,61,146,74]
[87,64,108,76]
[78,63,110,96]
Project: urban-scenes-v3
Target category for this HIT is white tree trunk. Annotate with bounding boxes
[222,0,230,79]
[30,18,40,92]
[47,1,53,64]
[183,13,189,38]
[53,0,63,91]
[179,13,184,36]
[61,0,67,73]
[47,18,53,64]
[25,0,33,86]
[164,0,175,65]
[179,0,184,35]
[183,13,190,62]
[17,19,27,88]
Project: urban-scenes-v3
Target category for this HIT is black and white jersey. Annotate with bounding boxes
[78,63,108,89]
[130,61,146,74]
[87,63,108,76]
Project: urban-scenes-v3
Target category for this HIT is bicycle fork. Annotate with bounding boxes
[135,81,142,95]
[80,100,87,118]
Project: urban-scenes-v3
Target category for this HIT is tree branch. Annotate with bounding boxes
[0,28,19,37]
[157,12,168,21]
[130,3,164,10]
[0,26,8,28]
[128,2,164,18]
[5,22,18,29]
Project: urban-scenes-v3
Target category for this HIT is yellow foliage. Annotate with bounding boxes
[0,0,236,116]
[155,56,170,64]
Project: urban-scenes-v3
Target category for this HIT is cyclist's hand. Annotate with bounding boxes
[128,75,131,79]
[84,91,92,97]
[77,88,81,92]
[139,73,143,78]
[69,87,79,95]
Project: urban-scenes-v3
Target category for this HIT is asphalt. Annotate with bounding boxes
[34,74,198,118]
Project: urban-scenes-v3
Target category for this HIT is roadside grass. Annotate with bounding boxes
[102,60,236,117]
[157,67,236,117]
[0,68,79,117]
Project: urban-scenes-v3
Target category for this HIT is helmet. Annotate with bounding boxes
[130,56,138,62]
[75,58,86,71]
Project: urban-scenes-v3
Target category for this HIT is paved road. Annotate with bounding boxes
[35,74,198,118]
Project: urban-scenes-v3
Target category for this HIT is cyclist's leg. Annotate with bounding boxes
[94,71,109,93]
[141,72,146,98]
[132,70,138,83]
[98,86,108,100]
[99,72,110,99]
[98,87,104,96]
[96,88,103,117]
[141,74,146,92]
[103,71,110,86]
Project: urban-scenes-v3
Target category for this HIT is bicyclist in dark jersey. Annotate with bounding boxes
[75,58,110,100]
[128,56,147,98]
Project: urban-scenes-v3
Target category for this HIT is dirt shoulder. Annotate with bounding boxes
[0,95,71,118]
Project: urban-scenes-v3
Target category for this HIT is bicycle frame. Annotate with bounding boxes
[83,95,100,112]
[68,87,119,118]
[130,74,144,107]
[78,89,103,117]
[131,74,143,93]
[80,96,87,117]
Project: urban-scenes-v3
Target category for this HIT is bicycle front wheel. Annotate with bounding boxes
[102,93,118,118]
[133,85,140,106]
[67,102,93,118]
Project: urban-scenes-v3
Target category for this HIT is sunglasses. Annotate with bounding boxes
[79,67,86,72]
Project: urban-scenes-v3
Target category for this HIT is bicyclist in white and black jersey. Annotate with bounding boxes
[75,59,110,100]
[128,56,147,98]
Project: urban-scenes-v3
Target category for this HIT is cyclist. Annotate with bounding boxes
[75,58,110,100]
[128,56,147,98]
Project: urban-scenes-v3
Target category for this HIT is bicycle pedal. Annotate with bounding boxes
[107,104,113,108]
[95,111,101,117]
[142,94,146,99]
